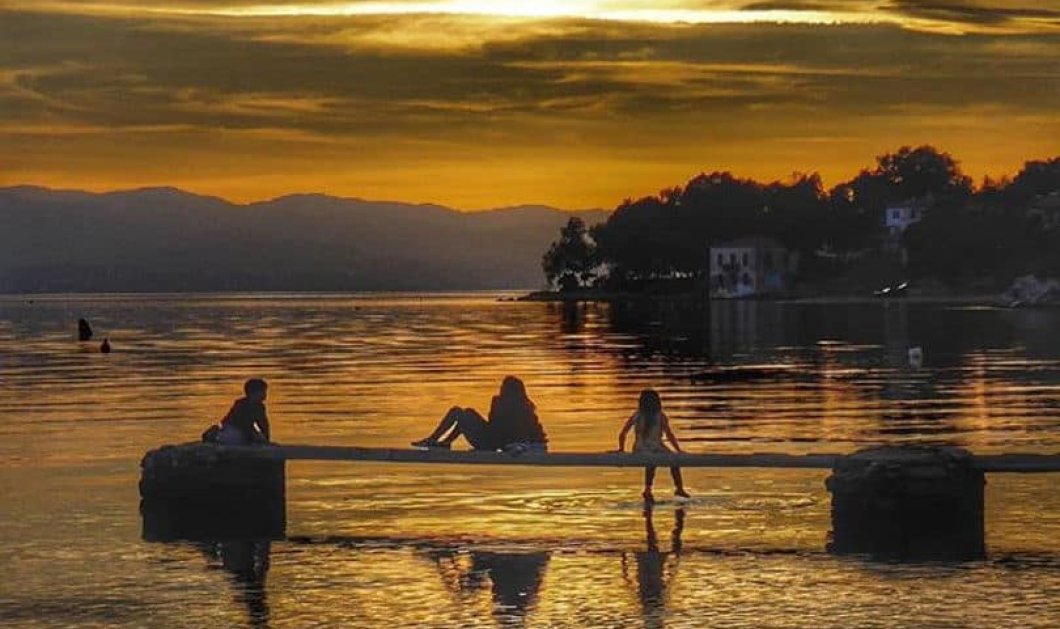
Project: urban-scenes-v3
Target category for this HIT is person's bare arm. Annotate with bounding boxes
[617,414,636,451]
[661,413,681,452]
[258,410,271,443]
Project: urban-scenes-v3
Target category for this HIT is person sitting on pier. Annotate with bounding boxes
[617,389,690,503]
[412,376,548,453]
[217,378,272,445]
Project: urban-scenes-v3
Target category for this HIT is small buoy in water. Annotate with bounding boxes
[908,346,923,369]
[100,338,112,354]
[78,318,93,341]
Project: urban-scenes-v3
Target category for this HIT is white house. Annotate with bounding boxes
[709,237,794,298]
[884,203,925,236]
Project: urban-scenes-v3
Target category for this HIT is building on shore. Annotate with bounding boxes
[881,199,931,267]
[884,202,926,237]
[709,236,796,298]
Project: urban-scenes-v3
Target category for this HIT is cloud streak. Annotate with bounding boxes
[18,0,1060,32]
[1,4,1057,207]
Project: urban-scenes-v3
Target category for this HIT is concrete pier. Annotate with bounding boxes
[139,442,1058,554]
[139,443,286,541]
[825,446,985,560]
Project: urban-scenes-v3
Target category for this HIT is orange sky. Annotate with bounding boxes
[1,1,1058,209]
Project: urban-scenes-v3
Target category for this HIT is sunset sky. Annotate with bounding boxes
[2,1,1058,209]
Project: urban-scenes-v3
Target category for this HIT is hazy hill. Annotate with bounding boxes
[0,186,608,292]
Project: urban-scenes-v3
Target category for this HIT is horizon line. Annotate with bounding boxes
[5,148,1057,211]
[0,183,607,214]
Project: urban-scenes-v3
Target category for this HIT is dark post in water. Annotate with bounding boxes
[826,446,985,560]
[139,443,286,541]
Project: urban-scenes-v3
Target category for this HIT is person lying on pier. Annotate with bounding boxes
[215,378,272,445]
[412,376,548,453]
[617,389,690,503]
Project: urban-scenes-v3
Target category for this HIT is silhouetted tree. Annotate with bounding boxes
[542,217,598,290]
[874,145,972,200]
[903,155,1058,286]
[1007,157,1060,204]
[590,171,831,287]
[833,146,972,218]
[544,148,1059,294]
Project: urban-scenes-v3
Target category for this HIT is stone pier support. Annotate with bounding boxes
[826,446,985,560]
[140,443,286,541]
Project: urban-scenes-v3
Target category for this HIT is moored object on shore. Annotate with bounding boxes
[826,446,984,560]
[140,442,286,541]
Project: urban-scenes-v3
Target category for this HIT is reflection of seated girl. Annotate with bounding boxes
[412,376,548,452]
[622,505,685,629]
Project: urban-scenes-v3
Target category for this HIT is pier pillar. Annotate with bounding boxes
[139,443,286,541]
[826,446,984,560]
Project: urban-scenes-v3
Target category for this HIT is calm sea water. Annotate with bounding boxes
[1,294,1060,628]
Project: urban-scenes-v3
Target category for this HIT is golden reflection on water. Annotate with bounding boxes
[2,294,1060,626]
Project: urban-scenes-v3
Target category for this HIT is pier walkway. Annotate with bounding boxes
[140,443,1060,557]
[228,444,1060,473]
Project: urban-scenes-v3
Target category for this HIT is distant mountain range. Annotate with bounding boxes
[0,186,609,292]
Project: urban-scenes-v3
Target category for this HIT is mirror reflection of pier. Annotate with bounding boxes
[141,493,1060,629]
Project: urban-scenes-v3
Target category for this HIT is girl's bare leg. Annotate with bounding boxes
[643,466,657,503]
[417,407,463,443]
[671,467,690,498]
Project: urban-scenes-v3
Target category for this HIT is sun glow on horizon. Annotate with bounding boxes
[33,0,878,27]
[3,0,1057,208]
[22,1,1060,35]
[204,1,869,26]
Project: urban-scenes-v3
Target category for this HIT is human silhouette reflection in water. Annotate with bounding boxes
[199,539,271,628]
[422,547,550,628]
[622,505,685,629]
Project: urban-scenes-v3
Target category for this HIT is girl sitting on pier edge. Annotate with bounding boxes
[412,376,548,453]
[618,389,691,503]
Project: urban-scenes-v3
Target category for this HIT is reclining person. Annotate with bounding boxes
[412,376,547,453]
